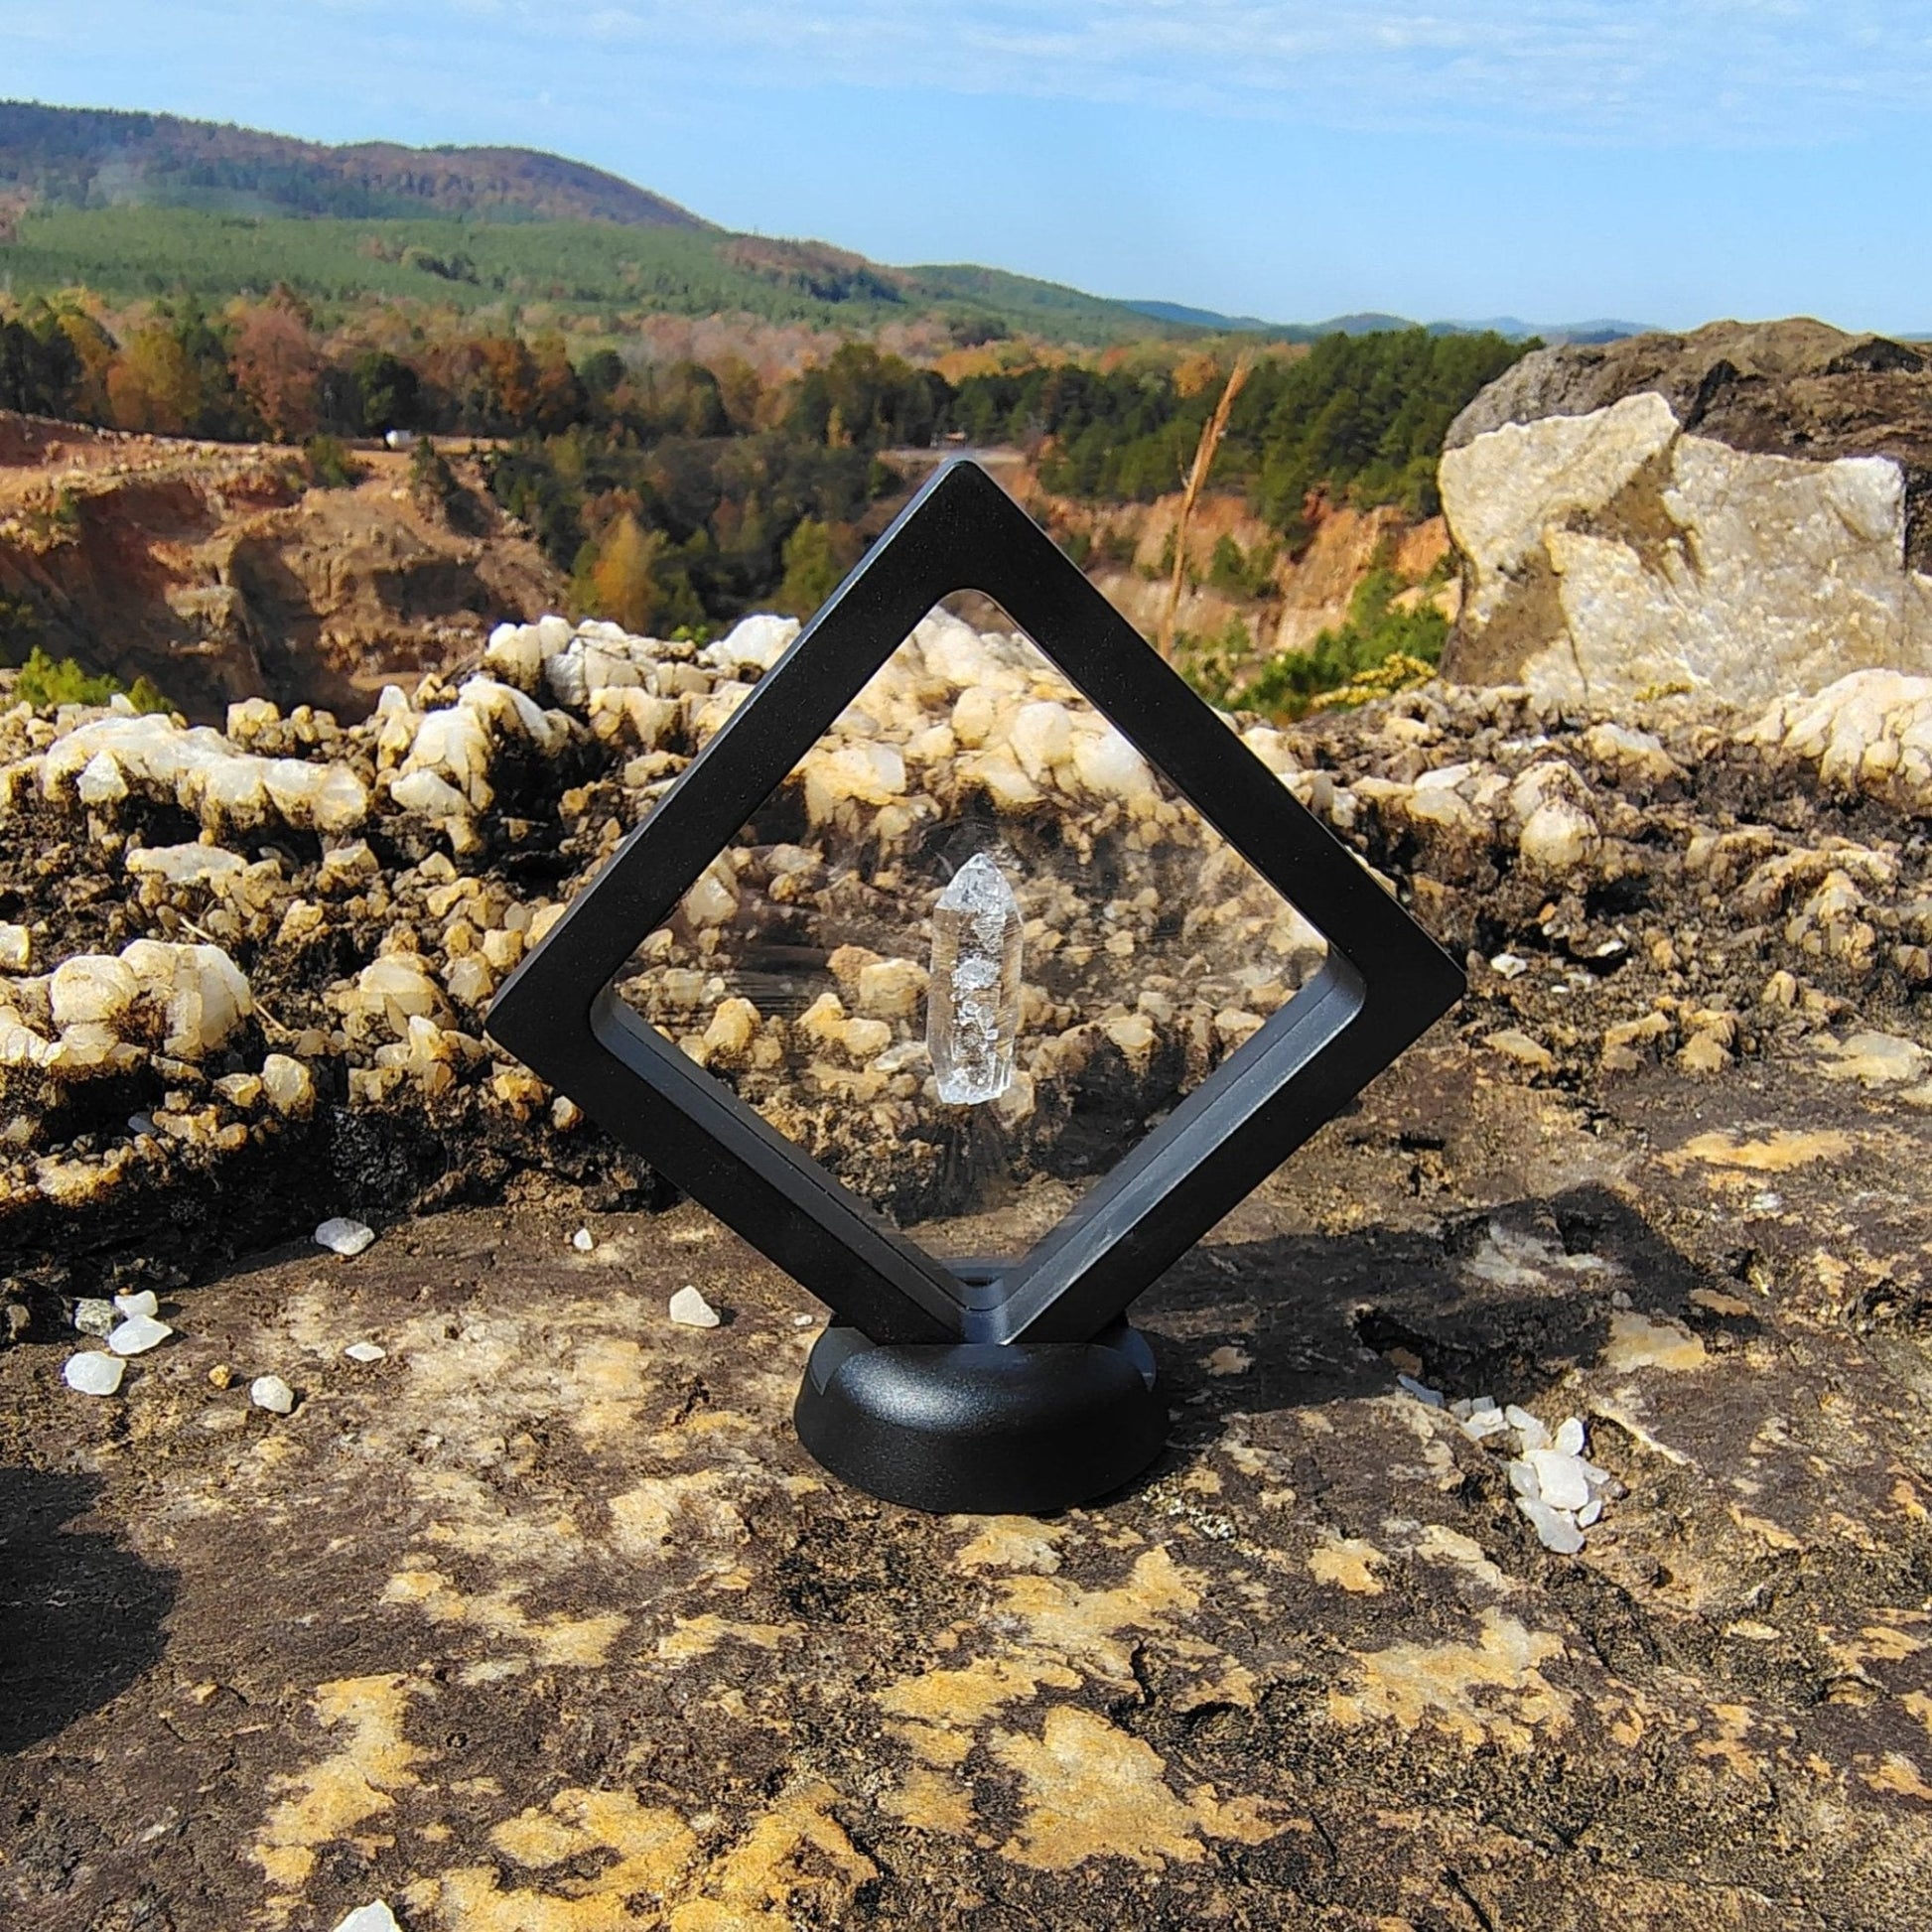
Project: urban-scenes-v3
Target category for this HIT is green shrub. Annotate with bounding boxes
[303,432,362,487]
[1228,568,1448,720]
[11,645,172,713]
[1173,616,1254,708]
[1206,533,1278,599]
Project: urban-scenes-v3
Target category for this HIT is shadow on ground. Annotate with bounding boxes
[1134,1182,1720,1459]
[0,1469,176,1753]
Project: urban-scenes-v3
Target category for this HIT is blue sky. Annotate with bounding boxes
[4,1,1930,332]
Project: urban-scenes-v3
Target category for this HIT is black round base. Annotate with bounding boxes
[793,1321,1166,1514]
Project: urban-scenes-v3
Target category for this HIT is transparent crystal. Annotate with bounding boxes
[926,853,1024,1105]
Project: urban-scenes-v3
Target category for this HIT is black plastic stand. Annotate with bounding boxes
[485,459,1463,1517]
[795,1319,1164,1514]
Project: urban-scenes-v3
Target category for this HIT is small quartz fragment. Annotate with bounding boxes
[344,1341,387,1364]
[64,1351,125,1396]
[108,1313,173,1356]
[1396,1373,1445,1408]
[1504,1404,1551,1450]
[571,1226,594,1252]
[668,1285,721,1328]
[315,1217,376,1256]
[250,1374,297,1414]
[1555,1417,1587,1455]
[1517,1496,1586,1554]
[926,853,1024,1105]
[333,1905,402,1932]
[1460,1408,1510,1442]
[1527,1448,1591,1511]
[114,1290,160,1319]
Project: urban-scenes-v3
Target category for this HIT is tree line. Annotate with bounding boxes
[947,329,1531,535]
[0,290,1527,642]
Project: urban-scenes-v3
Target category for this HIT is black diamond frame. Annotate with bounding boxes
[486,459,1462,1347]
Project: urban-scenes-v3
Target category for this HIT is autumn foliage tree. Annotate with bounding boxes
[106,325,207,434]
[575,510,700,635]
[229,300,323,442]
[104,303,241,438]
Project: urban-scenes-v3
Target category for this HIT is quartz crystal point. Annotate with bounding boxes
[926,853,1024,1105]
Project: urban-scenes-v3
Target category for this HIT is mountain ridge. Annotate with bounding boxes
[0,98,712,230]
[0,98,1650,347]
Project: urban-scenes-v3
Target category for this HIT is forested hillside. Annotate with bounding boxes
[0,99,709,226]
[950,330,1529,531]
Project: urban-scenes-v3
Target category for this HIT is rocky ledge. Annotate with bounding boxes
[1,609,1931,1927]
[1440,318,1932,706]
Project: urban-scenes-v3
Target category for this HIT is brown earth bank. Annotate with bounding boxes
[0,412,566,724]
[3,415,1438,740]
[0,614,1930,1925]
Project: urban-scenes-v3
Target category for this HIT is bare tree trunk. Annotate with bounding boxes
[1158,355,1251,663]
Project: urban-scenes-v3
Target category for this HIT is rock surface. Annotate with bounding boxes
[1440,319,1932,705]
[0,603,1931,1925]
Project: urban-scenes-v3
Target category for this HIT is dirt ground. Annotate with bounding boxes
[5,1025,1932,1931]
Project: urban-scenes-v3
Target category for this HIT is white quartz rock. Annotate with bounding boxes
[64,1351,125,1396]
[1527,1448,1591,1512]
[1517,1496,1586,1554]
[77,749,129,805]
[107,1313,173,1355]
[260,1052,316,1116]
[125,843,247,889]
[315,1217,376,1256]
[113,1290,159,1318]
[701,613,798,675]
[344,1341,387,1364]
[668,1285,721,1328]
[250,1374,296,1415]
[333,1903,402,1932]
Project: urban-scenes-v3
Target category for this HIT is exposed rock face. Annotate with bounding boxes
[0,413,565,722]
[1439,320,1932,705]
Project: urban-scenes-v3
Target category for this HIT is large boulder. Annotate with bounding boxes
[1439,319,1932,706]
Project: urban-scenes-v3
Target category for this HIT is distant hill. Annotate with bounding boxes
[0,99,711,228]
[1439,316,1656,345]
[1125,299,1654,345]
[1123,298,1293,335]
[0,100,1656,350]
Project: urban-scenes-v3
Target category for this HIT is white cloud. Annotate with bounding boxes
[511,0,1932,142]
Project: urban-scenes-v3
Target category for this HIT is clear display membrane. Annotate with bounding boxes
[617,602,1327,1253]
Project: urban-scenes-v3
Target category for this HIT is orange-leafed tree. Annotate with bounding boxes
[577,510,700,635]
[230,302,323,443]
